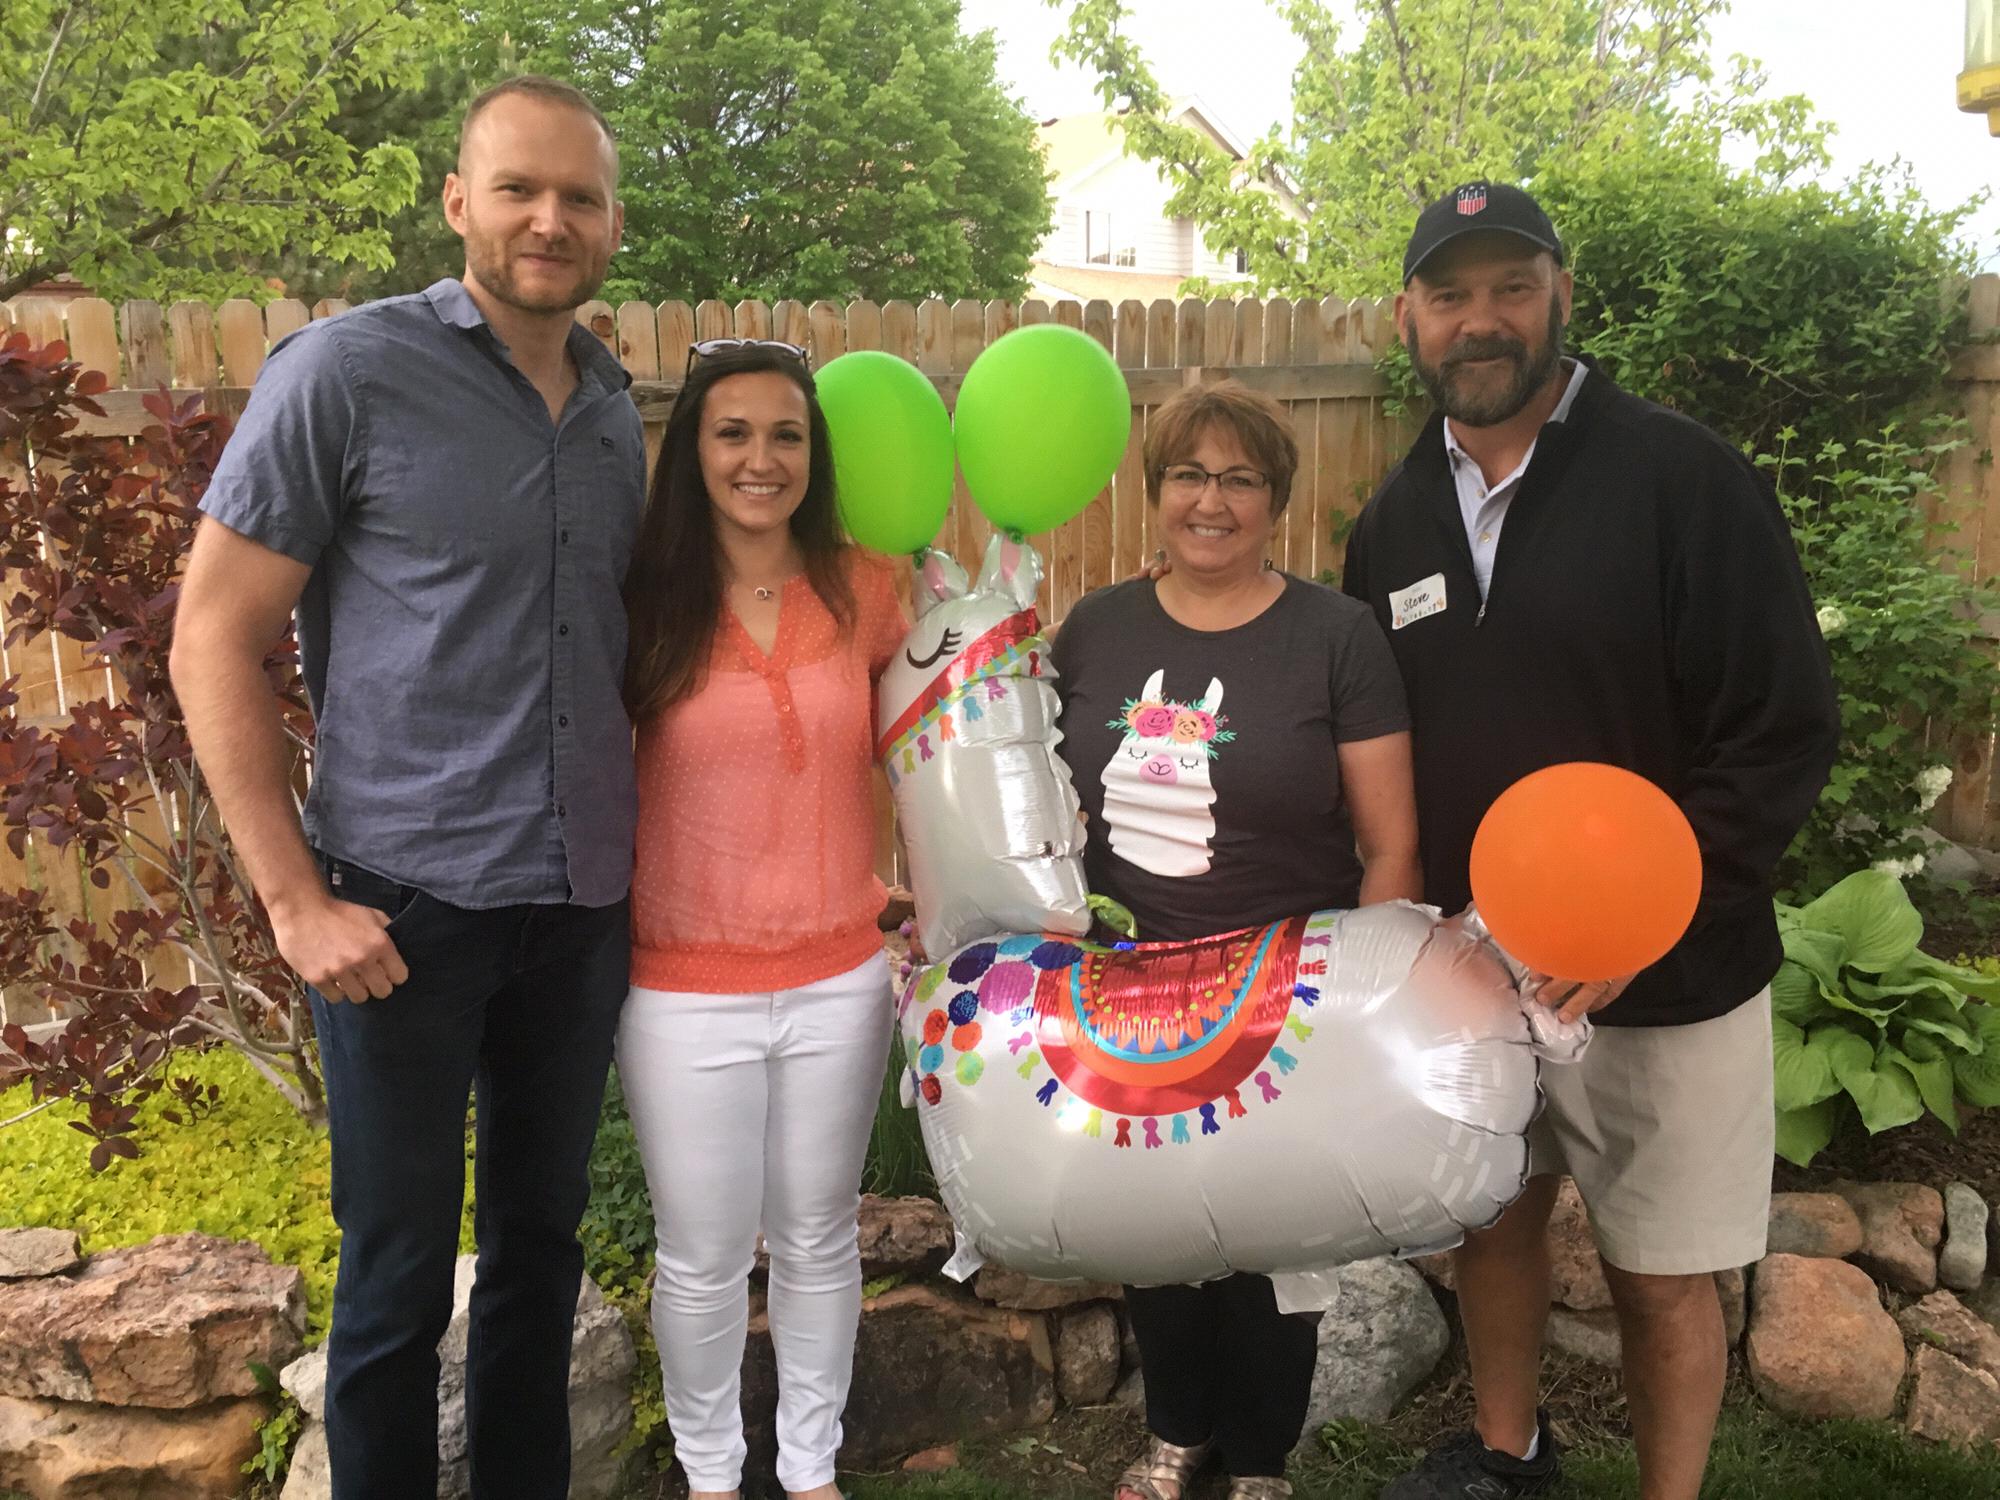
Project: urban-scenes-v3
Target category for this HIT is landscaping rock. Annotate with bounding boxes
[1766,1192,1865,1259]
[1111,1366,1145,1412]
[1053,1304,1120,1406]
[879,885,917,932]
[0,1228,81,1280]
[0,1391,265,1499]
[858,1194,955,1278]
[1968,1276,2000,1331]
[744,1283,1055,1471]
[1896,1291,2000,1382]
[1300,1258,1448,1430]
[0,1234,305,1408]
[903,1444,959,1472]
[1409,1250,1455,1291]
[1746,1253,1904,1421]
[1719,1266,1748,1347]
[280,1258,634,1500]
[1912,828,1987,886]
[1904,1345,2000,1449]
[1546,1178,1612,1311]
[1538,1268,1744,1369]
[1833,1180,1944,1295]
[1546,1306,1622,1366]
[1395,1183,1608,1310]
[1940,1183,1990,1292]
[973,1264,1122,1311]
[283,1425,331,1500]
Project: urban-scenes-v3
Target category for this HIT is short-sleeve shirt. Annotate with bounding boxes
[1051,576,1410,943]
[629,552,907,994]
[198,279,646,909]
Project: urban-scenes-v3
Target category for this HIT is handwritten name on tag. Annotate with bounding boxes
[1390,573,1447,630]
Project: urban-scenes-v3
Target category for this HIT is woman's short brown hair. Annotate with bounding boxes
[1143,380,1300,516]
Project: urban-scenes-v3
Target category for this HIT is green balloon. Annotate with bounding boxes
[953,324,1132,535]
[817,350,955,555]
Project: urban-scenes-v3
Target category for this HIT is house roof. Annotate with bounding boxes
[1037,98,1303,218]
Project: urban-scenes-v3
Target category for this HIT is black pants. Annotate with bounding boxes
[309,852,630,1500]
[1125,1273,1322,1479]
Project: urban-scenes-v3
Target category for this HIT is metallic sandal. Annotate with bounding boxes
[1113,1436,1213,1500]
[1225,1479,1293,1499]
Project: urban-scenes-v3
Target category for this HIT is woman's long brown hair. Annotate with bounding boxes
[623,346,855,720]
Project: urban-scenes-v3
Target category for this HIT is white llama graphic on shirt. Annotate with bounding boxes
[1100,669,1236,878]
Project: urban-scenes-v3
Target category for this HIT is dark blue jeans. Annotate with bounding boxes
[309,852,629,1500]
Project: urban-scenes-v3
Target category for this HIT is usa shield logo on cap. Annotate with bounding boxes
[1455,183,1488,216]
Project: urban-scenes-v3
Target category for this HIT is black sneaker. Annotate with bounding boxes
[1378,1409,1561,1499]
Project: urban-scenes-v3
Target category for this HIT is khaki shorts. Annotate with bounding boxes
[1527,989,1773,1276]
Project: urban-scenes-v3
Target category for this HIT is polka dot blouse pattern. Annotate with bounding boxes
[630,552,907,994]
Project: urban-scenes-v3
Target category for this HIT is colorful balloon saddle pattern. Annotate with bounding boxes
[903,910,1337,1149]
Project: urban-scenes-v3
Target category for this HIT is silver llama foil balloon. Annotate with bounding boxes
[897,901,1588,1289]
[876,534,1091,958]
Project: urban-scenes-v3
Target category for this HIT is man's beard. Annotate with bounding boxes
[1408,297,1565,428]
[462,225,606,315]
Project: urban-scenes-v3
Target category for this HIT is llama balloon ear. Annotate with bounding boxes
[973,532,1044,611]
[911,547,970,620]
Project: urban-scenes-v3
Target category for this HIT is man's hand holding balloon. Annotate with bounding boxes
[1470,761,1703,1026]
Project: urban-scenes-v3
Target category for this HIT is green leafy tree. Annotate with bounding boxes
[477,0,1053,303]
[1,0,447,304]
[1053,0,1751,298]
[260,47,487,305]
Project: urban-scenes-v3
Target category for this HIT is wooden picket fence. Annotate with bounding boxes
[1937,274,2000,853]
[0,279,1996,1010]
[0,288,1416,631]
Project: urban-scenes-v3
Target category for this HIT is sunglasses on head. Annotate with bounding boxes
[684,338,811,376]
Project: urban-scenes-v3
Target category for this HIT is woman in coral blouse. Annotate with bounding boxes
[618,339,906,1500]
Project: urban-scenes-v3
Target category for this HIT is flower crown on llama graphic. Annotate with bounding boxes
[1101,670,1236,880]
[1110,680,1237,757]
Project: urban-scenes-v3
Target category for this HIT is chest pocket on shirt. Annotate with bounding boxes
[566,429,646,586]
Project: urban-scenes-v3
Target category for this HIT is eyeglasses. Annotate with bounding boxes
[684,338,811,376]
[1158,463,1271,497]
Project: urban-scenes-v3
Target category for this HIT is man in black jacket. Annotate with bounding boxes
[1348,183,1839,1500]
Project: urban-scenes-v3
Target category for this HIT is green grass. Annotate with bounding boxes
[830,1398,2000,1499]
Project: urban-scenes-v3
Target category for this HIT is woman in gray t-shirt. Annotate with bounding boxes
[1050,381,1420,1500]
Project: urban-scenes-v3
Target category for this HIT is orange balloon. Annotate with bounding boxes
[1469,763,1702,983]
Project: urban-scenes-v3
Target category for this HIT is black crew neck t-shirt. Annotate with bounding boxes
[1050,575,1411,944]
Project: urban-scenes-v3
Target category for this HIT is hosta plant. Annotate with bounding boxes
[1772,868,2000,1166]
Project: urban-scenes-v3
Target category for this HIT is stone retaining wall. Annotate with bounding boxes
[4,1175,1997,1496]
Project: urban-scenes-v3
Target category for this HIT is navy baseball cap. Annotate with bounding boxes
[1402,181,1564,284]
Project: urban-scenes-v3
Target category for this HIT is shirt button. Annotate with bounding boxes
[560,529,570,544]
[558,714,570,728]
[558,622,570,636]
[556,803,568,818]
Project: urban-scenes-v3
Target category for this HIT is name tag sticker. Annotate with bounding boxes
[1390,573,1448,630]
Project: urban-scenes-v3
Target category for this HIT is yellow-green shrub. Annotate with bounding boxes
[0,1048,474,1339]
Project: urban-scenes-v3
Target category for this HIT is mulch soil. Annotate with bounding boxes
[635,1320,1646,1499]
[1772,1103,2000,1204]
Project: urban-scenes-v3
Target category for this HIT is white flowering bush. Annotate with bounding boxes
[1765,422,2000,900]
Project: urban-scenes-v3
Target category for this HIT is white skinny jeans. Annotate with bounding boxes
[616,951,893,1494]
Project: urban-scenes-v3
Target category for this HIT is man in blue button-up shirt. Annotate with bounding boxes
[171,76,643,1500]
